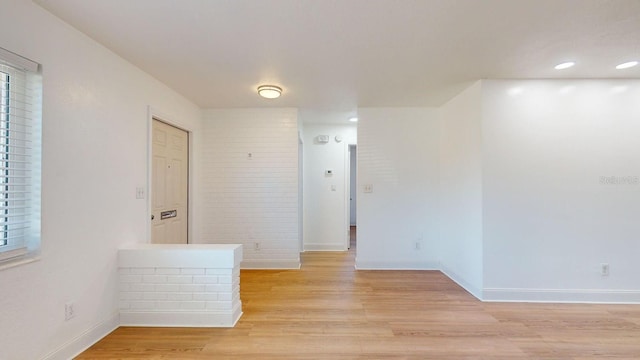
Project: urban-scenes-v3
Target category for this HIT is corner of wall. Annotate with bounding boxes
[41,312,120,360]
[439,265,483,301]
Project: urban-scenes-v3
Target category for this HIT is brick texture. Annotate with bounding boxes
[200,109,300,265]
[119,267,239,313]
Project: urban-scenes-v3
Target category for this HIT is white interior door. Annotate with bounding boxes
[151,119,188,244]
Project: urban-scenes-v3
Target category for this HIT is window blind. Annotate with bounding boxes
[0,48,40,263]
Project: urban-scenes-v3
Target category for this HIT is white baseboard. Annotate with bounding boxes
[439,265,483,300]
[120,303,243,327]
[303,243,345,251]
[41,311,119,360]
[355,260,439,270]
[483,288,640,304]
[241,260,300,269]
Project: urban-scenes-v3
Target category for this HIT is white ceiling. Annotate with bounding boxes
[35,0,640,113]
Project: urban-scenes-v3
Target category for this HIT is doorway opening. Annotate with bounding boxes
[298,135,303,253]
[348,144,357,250]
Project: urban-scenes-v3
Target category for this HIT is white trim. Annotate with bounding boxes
[0,255,40,271]
[355,260,440,270]
[483,288,640,304]
[348,144,357,227]
[0,247,28,262]
[241,260,301,269]
[343,142,351,251]
[40,312,119,360]
[439,265,483,300]
[147,106,195,244]
[120,306,242,328]
[0,46,38,72]
[304,243,346,251]
[298,135,303,253]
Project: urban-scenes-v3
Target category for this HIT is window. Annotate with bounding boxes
[0,47,41,266]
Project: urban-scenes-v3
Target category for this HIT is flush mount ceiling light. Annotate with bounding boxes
[349,117,358,122]
[616,61,638,69]
[257,85,282,99]
[554,62,575,70]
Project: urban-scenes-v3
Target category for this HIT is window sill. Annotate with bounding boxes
[0,255,41,271]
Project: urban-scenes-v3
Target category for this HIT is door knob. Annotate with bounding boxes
[151,214,155,220]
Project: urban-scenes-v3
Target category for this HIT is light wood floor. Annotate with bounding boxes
[78,227,640,359]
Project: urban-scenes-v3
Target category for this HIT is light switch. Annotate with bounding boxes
[363,184,373,193]
[136,187,145,199]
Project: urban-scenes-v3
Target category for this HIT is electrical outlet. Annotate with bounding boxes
[414,233,423,251]
[254,242,261,251]
[65,302,76,321]
[601,263,610,277]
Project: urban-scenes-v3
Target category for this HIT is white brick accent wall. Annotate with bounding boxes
[118,244,242,327]
[200,108,300,269]
[119,267,238,308]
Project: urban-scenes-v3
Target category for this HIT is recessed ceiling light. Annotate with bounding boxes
[349,117,358,122]
[616,61,638,70]
[257,85,282,99]
[554,62,575,70]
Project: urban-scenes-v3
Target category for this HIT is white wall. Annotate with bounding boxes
[302,124,356,251]
[482,80,640,302]
[356,81,640,303]
[200,108,299,269]
[356,108,440,269]
[0,1,203,359]
[439,81,483,298]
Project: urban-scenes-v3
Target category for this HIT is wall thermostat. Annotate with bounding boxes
[335,135,343,143]
[316,135,330,143]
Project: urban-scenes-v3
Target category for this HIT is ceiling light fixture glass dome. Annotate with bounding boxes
[554,62,575,70]
[257,85,282,99]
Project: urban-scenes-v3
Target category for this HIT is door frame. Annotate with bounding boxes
[146,106,194,244]
[348,144,357,227]
[344,143,357,250]
[298,131,304,253]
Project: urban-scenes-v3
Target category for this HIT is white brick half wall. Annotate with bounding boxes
[200,108,300,269]
[118,244,242,327]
